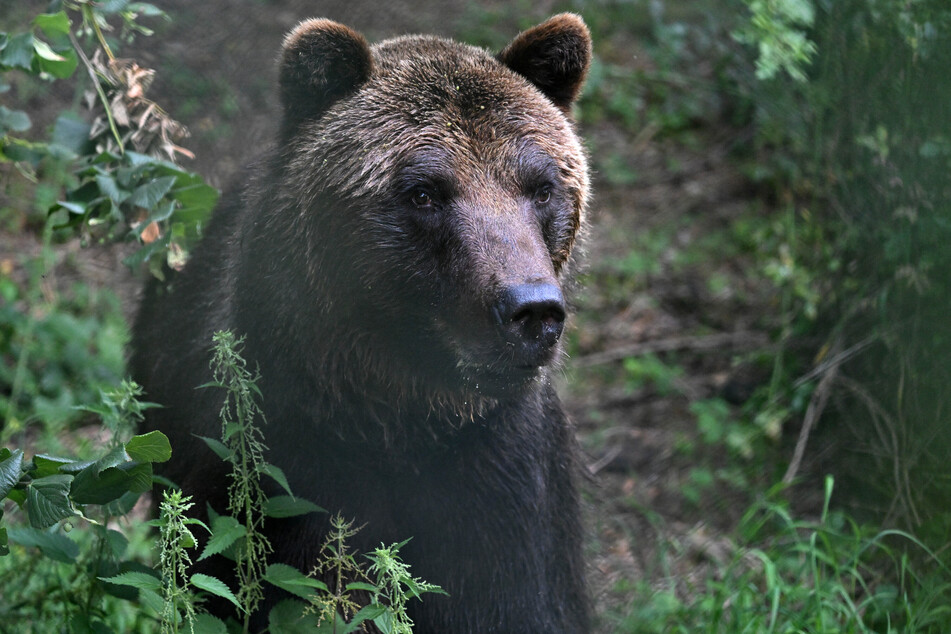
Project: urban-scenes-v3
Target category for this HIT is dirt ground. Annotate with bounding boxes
[6,1,786,629]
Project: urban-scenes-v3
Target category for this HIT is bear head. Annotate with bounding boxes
[242,15,591,409]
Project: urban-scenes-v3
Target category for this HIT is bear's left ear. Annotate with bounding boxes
[497,13,592,113]
[279,19,373,138]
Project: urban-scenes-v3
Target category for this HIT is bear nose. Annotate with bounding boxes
[493,282,566,364]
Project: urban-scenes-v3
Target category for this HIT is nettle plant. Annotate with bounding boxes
[1,335,443,632]
[2,4,441,632]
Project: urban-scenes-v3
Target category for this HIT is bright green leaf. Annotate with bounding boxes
[31,37,65,61]
[70,460,152,505]
[99,571,162,592]
[126,430,172,463]
[264,496,324,519]
[349,604,388,632]
[345,582,379,593]
[199,515,246,561]
[32,12,71,37]
[261,463,294,497]
[190,573,242,610]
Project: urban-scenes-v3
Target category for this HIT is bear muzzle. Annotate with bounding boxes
[492,281,566,368]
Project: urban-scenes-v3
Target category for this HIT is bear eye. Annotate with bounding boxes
[533,186,552,206]
[410,189,433,209]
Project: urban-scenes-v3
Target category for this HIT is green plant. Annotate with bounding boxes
[207,330,273,622]
[603,478,951,632]
[1,3,217,276]
[188,331,442,633]
[1,2,217,445]
[0,383,172,631]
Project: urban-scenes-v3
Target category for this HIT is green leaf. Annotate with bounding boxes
[199,515,246,561]
[56,200,87,215]
[0,106,31,134]
[260,463,294,497]
[8,526,79,563]
[128,175,177,209]
[344,582,378,593]
[128,3,168,18]
[102,490,143,517]
[98,571,162,592]
[190,573,242,610]
[51,115,92,155]
[264,496,324,519]
[70,460,153,505]
[98,0,132,13]
[26,474,75,528]
[36,44,78,78]
[32,454,80,478]
[104,528,129,558]
[172,179,219,214]
[0,448,24,500]
[190,614,228,634]
[0,527,8,556]
[267,599,321,633]
[264,563,329,599]
[198,435,232,461]
[0,32,34,70]
[95,174,129,205]
[31,37,64,62]
[33,12,71,37]
[138,587,165,615]
[349,604,388,632]
[125,430,172,463]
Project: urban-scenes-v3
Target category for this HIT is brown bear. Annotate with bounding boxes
[131,13,592,633]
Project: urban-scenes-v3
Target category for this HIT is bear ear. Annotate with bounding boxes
[279,19,373,137]
[497,13,592,113]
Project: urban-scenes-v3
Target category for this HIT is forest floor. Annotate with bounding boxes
[6,1,803,630]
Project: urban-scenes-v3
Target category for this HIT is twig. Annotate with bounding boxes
[783,340,843,484]
[791,335,876,390]
[572,331,768,368]
[68,30,124,151]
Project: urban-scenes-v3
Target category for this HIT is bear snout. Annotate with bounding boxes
[492,281,566,366]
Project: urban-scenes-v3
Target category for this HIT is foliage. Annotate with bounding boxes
[193,332,444,633]
[734,0,817,81]
[206,330,273,621]
[0,382,171,631]
[1,1,216,445]
[604,478,951,632]
[0,269,127,435]
[732,0,951,544]
[0,2,217,276]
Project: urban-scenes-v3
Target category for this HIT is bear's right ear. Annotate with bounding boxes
[279,19,373,138]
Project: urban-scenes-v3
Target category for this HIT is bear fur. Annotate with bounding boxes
[131,14,592,633]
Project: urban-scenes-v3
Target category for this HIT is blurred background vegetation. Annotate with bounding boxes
[2,0,950,631]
